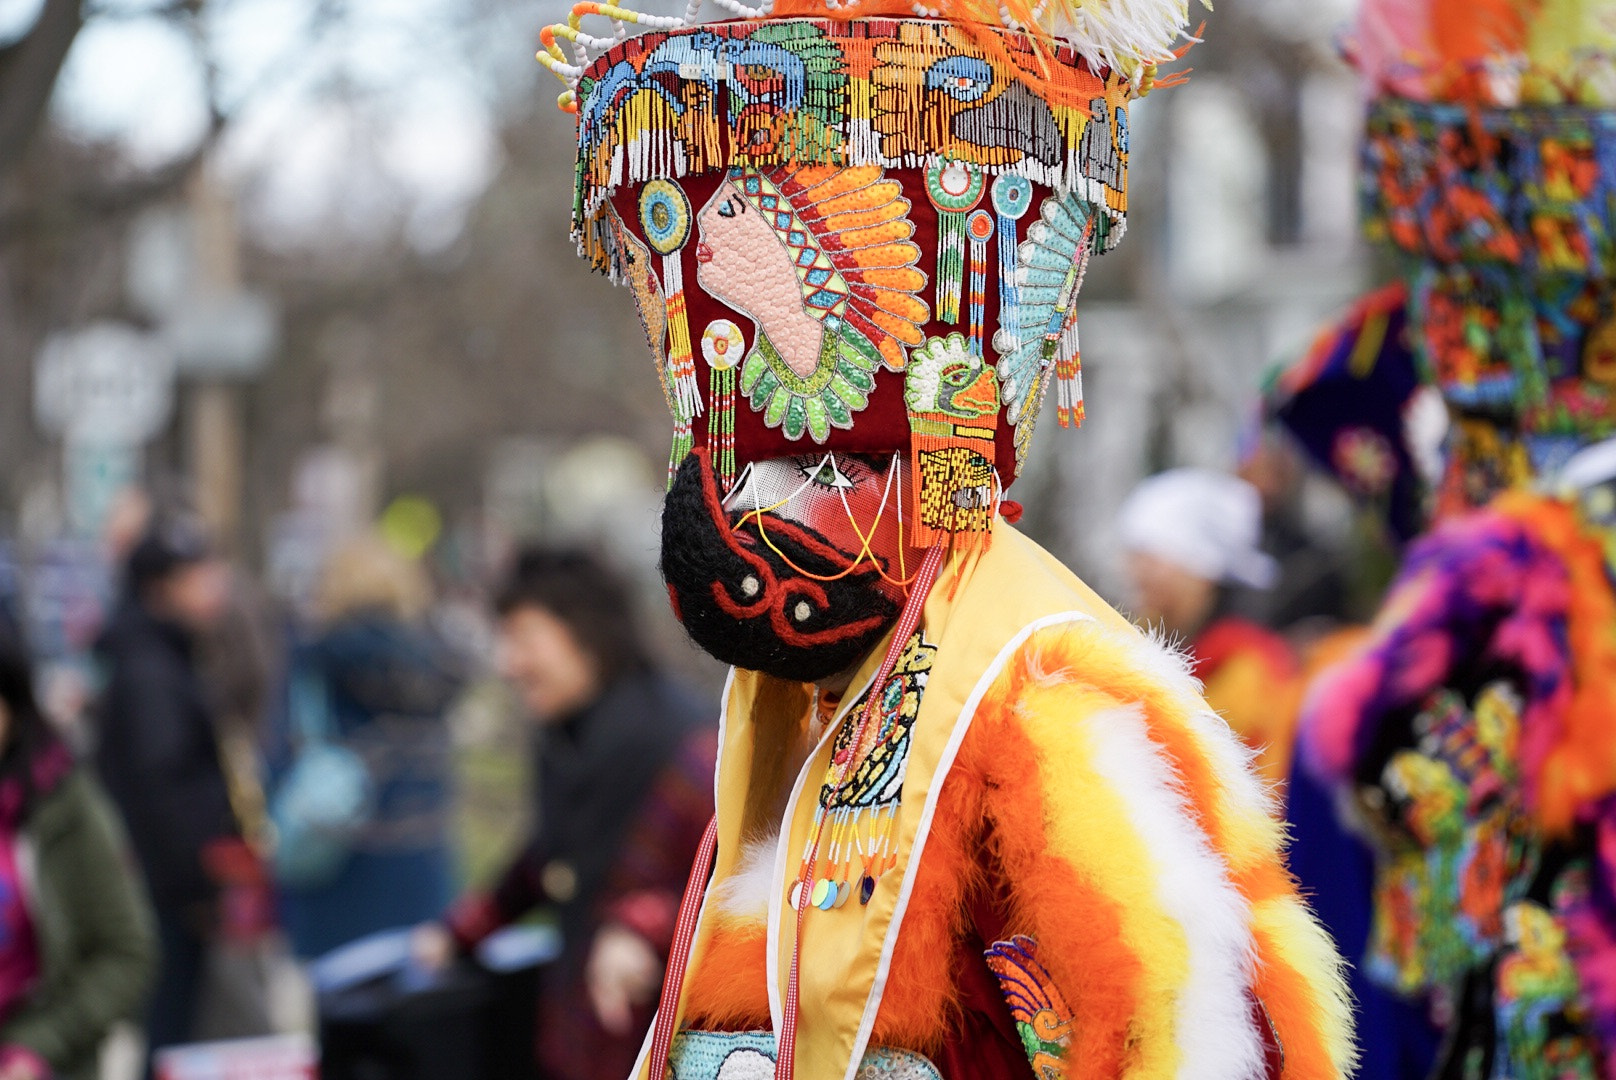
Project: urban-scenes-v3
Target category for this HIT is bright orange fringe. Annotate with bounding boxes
[1495,491,1616,837]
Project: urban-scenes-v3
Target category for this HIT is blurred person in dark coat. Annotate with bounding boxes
[275,534,463,959]
[1233,431,1353,632]
[415,549,716,1080]
[93,519,264,1076]
[0,626,156,1080]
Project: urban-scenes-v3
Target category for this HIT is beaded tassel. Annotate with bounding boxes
[1055,323,1084,427]
[936,210,967,324]
[790,769,906,913]
[710,365,737,488]
[967,209,993,356]
[787,629,937,915]
[639,178,700,421]
[702,319,744,490]
[667,415,694,487]
[991,173,1033,332]
[926,158,986,326]
[1043,217,1094,428]
[662,254,702,420]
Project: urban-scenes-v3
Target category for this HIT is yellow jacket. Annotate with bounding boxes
[638,526,1354,1079]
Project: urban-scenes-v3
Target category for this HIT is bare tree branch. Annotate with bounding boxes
[0,0,87,179]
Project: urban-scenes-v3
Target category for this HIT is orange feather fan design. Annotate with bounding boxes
[764,164,932,372]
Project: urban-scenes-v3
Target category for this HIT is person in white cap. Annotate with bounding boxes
[1119,468,1300,784]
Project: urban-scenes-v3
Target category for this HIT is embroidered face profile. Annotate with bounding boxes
[695,164,930,444]
[695,177,820,375]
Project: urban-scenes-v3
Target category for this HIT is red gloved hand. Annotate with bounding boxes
[202,837,275,943]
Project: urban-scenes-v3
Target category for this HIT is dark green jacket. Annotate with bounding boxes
[1,769,157,1080]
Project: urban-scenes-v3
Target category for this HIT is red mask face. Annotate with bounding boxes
[724,452,927,584]
[660,449,923,682]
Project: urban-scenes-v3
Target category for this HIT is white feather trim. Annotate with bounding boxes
[712,831,780,924]
[1077,703,1265,1080]
[1187,704,1283,818]
[1042,0,1205,78]
[1114,620,1285,824]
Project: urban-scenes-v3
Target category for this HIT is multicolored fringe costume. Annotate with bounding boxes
[543,0,1151,515]
[1302,492,1616,1077]
[534,0,1357,1075]
[1295,3,1616,1076]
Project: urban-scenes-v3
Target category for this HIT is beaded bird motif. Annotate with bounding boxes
[984,935,1075,1080]
[905,332,1000,545]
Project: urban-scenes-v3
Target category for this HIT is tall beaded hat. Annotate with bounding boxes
[1352,0,1616,502]
[538,0,1199,548]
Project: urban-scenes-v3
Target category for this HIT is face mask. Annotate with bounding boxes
[660,449,920,683]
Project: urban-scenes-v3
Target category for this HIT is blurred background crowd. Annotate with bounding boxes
[0,0,1437,1075]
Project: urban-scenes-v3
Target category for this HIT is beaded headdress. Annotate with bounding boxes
[1352,0,1616,490]
[539,0,1198,548]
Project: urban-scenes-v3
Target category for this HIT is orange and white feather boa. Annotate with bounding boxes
[685,606,1356,1078]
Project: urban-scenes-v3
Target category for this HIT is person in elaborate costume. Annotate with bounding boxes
[1297,2,1616,1074]
[534,0,1356,1075]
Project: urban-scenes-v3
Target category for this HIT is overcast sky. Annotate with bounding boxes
[5,0,1354,250]
[3,0,548,247]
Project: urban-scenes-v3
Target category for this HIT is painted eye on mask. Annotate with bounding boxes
[717,198,742,218]
[799,457,854,490]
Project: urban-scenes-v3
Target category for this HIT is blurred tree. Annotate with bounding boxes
[0,0,88,178]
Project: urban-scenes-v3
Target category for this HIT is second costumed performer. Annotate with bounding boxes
[536,0,1356,1075]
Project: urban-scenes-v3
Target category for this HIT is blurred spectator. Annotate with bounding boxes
[0,626,156,1080]
[92,518,263,1077]
[1234,430,1352,632]
[192,566,284,1044]
[415,549,715,1080]
[102,488,155,570]
[1118,468,1301,784]
[273,535,462,959]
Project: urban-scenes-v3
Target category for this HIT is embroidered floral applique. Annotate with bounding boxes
[1366,680,1536,994]
[984,935,1074,1080]
[1495,894,1600,1078]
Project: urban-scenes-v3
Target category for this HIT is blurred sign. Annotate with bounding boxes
[165,291,281,379]
[126,203,282,379]
[155,1034,316,1080]
[34,322,175,446]
[126,205,196,320]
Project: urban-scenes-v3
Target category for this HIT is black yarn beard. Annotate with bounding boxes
[660,452,902,684]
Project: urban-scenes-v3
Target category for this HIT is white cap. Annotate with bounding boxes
[1117,468,1278,590]
[1555,436,1616,495]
